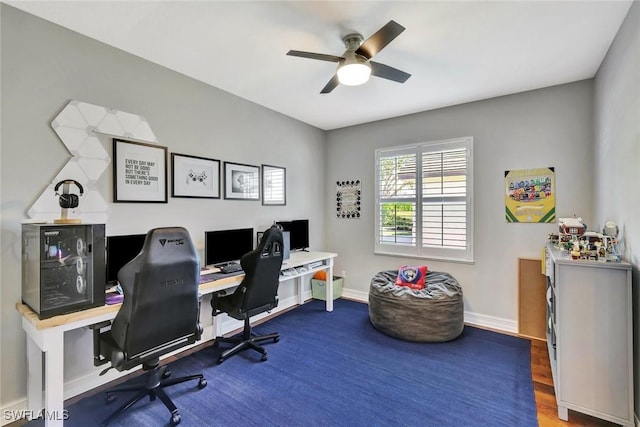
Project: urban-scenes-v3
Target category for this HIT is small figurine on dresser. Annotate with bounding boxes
[557,216,586,254]
[550,216,623,262]
[558,216,587,237]
[602,220,622,262]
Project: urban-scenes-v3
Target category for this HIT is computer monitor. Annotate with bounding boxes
[276,219,309,251]
[106,233,146,284]
[257,230,290,260]
[205,227,254,266]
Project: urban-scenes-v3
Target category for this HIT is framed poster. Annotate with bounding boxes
[261,164,286,206]
[336,180,361,218]
[171,153,220,199]
[505,167,555,223]
[113,139,167,203]
[224,161,260,200]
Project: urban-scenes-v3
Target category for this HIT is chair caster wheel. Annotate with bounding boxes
[260,354,268,362]
[273,336,279,343]
[198,378,208,389]
[105,393,116,404]
[162,369,172,379]
[170,413,181,426]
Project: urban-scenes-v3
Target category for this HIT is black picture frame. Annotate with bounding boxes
[171,153,221,199]
[112,138,167,203]
[223,161,260,200]
[261,164,286,206]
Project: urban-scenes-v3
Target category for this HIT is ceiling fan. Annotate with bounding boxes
[286,20,411,94]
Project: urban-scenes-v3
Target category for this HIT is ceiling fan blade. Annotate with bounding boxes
[320,75,340,94]
[370,61,411,83]
[356,20,405,59]
[287,50,344,63]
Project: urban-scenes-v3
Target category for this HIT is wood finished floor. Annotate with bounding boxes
[530,338,618,427]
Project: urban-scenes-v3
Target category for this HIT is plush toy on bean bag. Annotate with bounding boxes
[395,265,428,289]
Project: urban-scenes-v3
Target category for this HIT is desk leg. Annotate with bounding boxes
[212,315,219,339]
[296,275,304,306]
[43,330,65,427]
[26,334,43,413]
[326,260,334,312]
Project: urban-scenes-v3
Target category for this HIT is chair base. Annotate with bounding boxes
[101,364,207,427]
[214,318,279,364]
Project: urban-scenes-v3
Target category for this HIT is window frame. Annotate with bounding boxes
[374,137,474,263]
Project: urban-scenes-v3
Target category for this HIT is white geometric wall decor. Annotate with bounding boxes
[27,100,158,223]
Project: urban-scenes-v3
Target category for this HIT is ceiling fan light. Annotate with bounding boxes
[337,63,371,86]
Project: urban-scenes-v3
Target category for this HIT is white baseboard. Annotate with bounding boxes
[2,398,31,426]
[340,288,368,303]
[463,310,518,334]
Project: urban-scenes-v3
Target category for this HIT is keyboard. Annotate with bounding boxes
[219,263,243,274]
[199,273,216,284]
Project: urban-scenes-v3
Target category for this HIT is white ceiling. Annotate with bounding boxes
[7,1,633,130]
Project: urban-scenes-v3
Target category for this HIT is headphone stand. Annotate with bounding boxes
[54,207,81,224]
[53,180,83,224]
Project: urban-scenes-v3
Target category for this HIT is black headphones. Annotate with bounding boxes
[54,180,84,209]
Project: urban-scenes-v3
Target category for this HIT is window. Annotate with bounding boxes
[375,137,473,263]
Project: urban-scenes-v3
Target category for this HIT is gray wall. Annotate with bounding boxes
[326,80,594,325]
[0,5,325,405]
[593,1,640,420]
[2,0,639,420]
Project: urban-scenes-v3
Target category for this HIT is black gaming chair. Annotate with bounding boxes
[92,227,207,426]
[211,225,284,364]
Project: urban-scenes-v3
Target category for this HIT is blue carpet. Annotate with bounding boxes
[30,299,538,426]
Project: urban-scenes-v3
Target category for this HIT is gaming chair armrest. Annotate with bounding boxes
[89,321,125,373]
[89,320,112,367]
[210,292,221,315]
[210,288,242,316]
[196,296,203,341]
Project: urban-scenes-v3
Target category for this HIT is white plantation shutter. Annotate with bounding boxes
[375,137,473,262]
[377,150,417,246]
[422,148,467,249]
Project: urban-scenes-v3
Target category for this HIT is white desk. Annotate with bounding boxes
[17,251,336,426]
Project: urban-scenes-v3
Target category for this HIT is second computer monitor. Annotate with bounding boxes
[205,227,254,266]
[276,219,309,251]
[106,233,147,284]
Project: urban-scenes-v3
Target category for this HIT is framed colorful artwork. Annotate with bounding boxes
[505,167,555,223]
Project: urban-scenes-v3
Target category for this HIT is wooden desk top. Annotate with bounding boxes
[16,250,337,331]
[16,273,244,331]
[16,301,121,331]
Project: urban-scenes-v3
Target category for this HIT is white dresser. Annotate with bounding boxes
[544,244,633,426]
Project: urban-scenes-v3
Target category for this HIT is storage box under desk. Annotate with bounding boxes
[311,277,343,301]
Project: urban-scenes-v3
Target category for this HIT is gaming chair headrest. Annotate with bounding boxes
[140,227,198,263]
[258,226,283,258]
